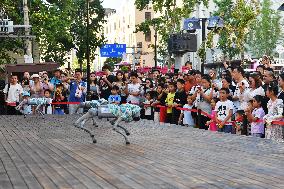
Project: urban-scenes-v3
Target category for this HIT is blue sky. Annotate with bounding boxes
[102,0,122,9]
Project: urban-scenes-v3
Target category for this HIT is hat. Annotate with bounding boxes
[22,91,30,96]
[31,74,40,79]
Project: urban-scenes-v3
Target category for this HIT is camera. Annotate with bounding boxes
[23,80,29,85]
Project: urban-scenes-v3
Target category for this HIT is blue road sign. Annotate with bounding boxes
[100,44,126,57]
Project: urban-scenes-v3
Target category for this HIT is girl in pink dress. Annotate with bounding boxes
[206,97,219,131]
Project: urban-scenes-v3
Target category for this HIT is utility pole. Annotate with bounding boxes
[23,0,33,63]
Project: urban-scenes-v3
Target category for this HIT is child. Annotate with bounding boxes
[43,89,53,114]
[172,79,187,125]
[152,83,167,123]
[215,88,234,133]
[263,84,284,142]
[108,86,121,104]
[143,91,154,120]
[20,91,32,115]
[245,95,265,138]
[234,110,246,135]
[165,82,176,123]
[53,89,65,115]
[178,94,195,127]
[206,97,219,131]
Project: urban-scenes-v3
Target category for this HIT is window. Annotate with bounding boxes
[145,12,151,21]
[145,31,151,42]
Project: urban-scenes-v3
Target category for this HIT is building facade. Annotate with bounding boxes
[95,0,156,71]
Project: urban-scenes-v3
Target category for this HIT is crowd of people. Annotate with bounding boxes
[2,57,284,142]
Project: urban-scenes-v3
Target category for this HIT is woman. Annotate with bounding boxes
[193,74,213,130]
[89,72,99,100]
[143,78,154,94]
[113,71,127,103]
[264,83,283,142]
[30,74,44,98]
[242,73,265,110]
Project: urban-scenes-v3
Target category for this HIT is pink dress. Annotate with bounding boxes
[209,110,217,131]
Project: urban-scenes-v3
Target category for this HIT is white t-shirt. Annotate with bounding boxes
[215,100,234,124]
[233,79,249,111]
[182,104,195,126]
[127,83,141,104]
[3,83,23,103]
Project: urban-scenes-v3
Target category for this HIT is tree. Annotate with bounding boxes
[246,0,282,57]
[134,0,209,62]
[198,0,260,60]
[104,57,122,71]
[70,0,105,68]
[0,0,105,66]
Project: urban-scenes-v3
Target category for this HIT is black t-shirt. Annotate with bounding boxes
[99,75,115,100]
[173,90,187,107]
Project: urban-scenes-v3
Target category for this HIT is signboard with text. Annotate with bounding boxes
[100,44,126,58]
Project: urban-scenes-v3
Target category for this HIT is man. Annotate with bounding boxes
[262,69,276,92]
[99,65,115,100]
[184,70,196,93]
[3,74,23,115]
[68,69,86,114]
[49,69,62,93]
[231,66,249,111]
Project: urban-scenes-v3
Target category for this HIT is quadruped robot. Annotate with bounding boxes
[16,95,141,145]
[74,99,141,144]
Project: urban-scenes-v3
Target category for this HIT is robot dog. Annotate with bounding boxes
[74,100,141,145]
[15,92,52,118]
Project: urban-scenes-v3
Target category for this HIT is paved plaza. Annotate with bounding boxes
[0,115,284,189]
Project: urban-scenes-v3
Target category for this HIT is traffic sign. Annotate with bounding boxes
[100,44,126,57]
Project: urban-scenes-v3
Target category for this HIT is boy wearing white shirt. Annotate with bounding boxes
[215,88,234,133]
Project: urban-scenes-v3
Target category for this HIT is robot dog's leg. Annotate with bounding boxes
[117,125,130,136]
[75,112,92,128]
[110,118,130,136]
[36,104,44,119]
[92,117,98,127]
[113,117,130,145]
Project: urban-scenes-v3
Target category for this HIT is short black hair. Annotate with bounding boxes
[75,68,82,73]
[102,65,111,71]
[111,85,119,91]
[233,66,245,76]
[44,89,51,94]
[168,82,176,88]
[54,69,62,74]
[129,71,138,78]
[176,79,185,85]
[202,74,211,83]
[220,87,230,94]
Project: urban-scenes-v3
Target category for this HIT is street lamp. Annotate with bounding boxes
[183,16,224,73]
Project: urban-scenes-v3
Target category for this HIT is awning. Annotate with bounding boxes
[5,62,60,74]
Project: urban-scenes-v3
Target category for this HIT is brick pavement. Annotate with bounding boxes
[0,115,283,189]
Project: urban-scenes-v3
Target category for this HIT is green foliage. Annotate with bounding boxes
[70,0,106,66]
[246,0,282,57]
[104,57,122,71]
[206,0,260,59]
[0,0,105,66]
[134,0,209,60]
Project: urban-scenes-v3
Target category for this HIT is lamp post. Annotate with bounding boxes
[183,16,224,74]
